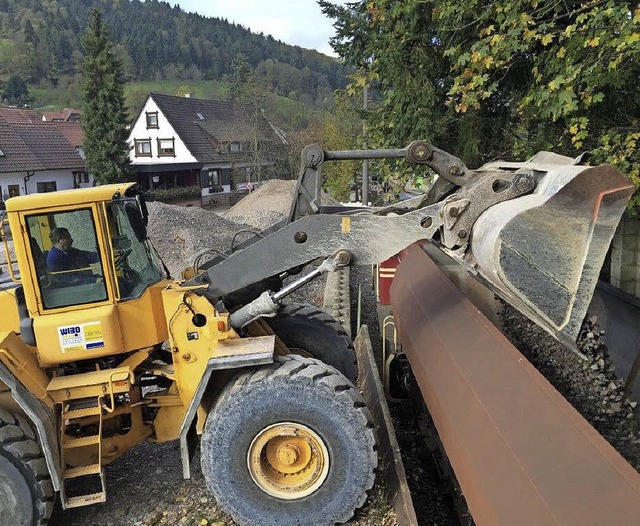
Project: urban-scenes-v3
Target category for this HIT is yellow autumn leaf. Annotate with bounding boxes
[586,37,600,48]
[471,51,482,63]
[480,25,495,37]
[541,34,554,46]
[490,34,505,47]
[564,25,575,37]
[523,29,537,40]
[484,55,494,67]
[569,124,579,135]
[556,47,566,58]
[531,0,539,7]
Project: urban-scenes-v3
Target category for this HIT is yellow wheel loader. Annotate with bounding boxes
[0,141,633,526]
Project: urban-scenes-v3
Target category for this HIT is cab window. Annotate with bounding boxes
[26,209,108,309]
[107,200,165,299]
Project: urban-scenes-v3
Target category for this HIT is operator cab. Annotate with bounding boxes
[4,184,170,365]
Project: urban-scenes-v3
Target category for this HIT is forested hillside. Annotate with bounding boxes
[0,0,346,107]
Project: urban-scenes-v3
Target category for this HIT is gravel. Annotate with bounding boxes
[500,304,640,470]
[146,201,252,279]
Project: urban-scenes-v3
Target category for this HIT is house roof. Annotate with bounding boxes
[0,119,85,174]
[52,122,84,148]
[42,108,81,122]
[149,93,286,163]
[0,107,39,124]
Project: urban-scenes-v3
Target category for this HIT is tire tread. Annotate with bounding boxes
[0,411,53,525]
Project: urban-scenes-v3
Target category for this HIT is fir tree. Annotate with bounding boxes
[81,8,132,184]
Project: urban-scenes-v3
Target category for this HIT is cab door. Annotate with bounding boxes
[23,205,125,366]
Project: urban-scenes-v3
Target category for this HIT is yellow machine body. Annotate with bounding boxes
[0,183,276,511]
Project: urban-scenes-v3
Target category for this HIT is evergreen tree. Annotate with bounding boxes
[81,8,132,184]
[2,74,31,106]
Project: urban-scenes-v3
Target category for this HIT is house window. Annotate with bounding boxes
[8,185,20,198]
[157,138,175,157]
[207,169,220,186]
[204,169,223,193]
[135,139,152,157]
[229,142,241,153]
[36,181,57,193]
[146,112,159,129]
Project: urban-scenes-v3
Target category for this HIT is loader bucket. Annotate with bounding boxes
[470,163,634,346]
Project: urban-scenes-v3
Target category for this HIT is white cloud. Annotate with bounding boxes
[172,0,347,56]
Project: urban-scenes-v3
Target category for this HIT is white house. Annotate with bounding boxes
[127,93,287,204]
[0,118,88,202]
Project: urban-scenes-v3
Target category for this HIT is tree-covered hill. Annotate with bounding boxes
[0,0,346,107]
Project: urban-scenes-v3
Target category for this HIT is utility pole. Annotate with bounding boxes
[362,83,369,205]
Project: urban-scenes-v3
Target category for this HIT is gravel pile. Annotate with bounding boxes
[224,179,340,230]
[146,201,254,279]
[500,304,640,470]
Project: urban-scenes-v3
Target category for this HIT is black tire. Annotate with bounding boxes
[266,303,358,383]
[201,354,377,526]
[0,409,54,526]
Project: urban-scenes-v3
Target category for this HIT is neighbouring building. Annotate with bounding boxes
[42,108,81,123]
[0,118,89,202]
[127,93,288,205]
[0,107,40,124]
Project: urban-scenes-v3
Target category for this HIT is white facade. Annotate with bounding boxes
[127,97,197,165]
[0,169,90,199]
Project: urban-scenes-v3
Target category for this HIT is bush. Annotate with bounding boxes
[145,185,202,203]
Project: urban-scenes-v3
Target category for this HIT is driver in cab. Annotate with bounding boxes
[46,227,99,286]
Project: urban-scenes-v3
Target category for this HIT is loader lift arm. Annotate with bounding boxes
[187,141,634,347]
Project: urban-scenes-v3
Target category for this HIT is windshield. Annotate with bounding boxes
[108,199,165,299]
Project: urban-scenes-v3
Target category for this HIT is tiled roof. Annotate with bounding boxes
[52,122,84,148]
[42,108,81,122]
[0,107,39,123]
[150,93,285,163]
[0,119,42,171]
[0,119,85,174]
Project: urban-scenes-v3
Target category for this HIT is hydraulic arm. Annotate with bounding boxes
[188,142,634,347]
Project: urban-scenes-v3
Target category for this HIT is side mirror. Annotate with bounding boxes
[125,201,147,242]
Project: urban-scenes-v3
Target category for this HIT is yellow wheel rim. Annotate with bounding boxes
[247,422,329,500]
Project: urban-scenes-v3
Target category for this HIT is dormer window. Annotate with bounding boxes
[146,112,159,129]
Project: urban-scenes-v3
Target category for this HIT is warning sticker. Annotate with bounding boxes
[58,322,105,352]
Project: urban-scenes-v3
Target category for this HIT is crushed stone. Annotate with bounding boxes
[500,303,640,471]
[224,179,340,230]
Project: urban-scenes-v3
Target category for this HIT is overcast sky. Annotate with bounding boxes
[172,1,347,56]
